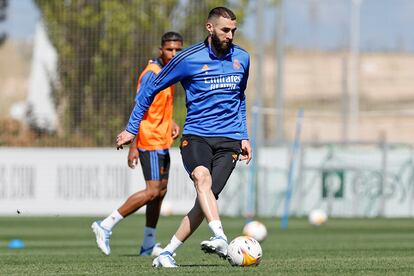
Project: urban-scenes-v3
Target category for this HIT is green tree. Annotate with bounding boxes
[0,0,8,45]
[35,0,247,146]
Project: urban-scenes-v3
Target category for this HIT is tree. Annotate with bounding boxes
[0,0,8,45]
[35,0,247,146]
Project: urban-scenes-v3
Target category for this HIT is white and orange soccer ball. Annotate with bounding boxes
[242,220,267,242]
[308,209,328,226]
[227,236,262,267]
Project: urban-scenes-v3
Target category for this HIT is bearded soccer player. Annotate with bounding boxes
[116,7,252,268]
[92,32,183,256]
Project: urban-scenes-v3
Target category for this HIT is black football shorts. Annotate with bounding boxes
[179,134,242,199]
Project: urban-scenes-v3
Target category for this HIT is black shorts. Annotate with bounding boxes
[138,149,170,181]
[179,135,242,199]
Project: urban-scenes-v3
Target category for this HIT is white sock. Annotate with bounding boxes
[162,235,183,254]
[100,210,123,231]
[141,226,156,249]
[208,220,227,241]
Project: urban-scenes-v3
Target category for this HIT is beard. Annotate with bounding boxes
[211,32,232,56]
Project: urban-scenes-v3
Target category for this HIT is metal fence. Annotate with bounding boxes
[221,142,414,218]
[1,0,414,218]
[1,0,249,146]
[1,0,413,147]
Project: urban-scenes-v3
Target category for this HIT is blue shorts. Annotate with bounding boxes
[138,149,170,181]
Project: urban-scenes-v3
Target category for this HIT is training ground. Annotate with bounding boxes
[1,216,414,275]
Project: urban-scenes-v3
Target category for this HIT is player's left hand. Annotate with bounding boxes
[127,147,139,169]
[116,130,135,150]
[171,120,180,139]
[240,139,252,164]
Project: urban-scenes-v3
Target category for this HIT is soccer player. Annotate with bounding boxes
[116,7,251,268]
[91,32,183,256]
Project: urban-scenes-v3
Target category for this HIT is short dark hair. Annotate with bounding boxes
[161,32,183,46]
[208,7,236,21]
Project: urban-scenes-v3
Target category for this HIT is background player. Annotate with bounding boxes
[92,31,183,256]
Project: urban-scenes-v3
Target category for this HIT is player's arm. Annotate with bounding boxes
[127,136,139,169]
[240,139,252,164]
[171,119,180,139]
[123,70,156,155]
[240,55,250,141]
[239,56,251,164]
[117,55,189,149]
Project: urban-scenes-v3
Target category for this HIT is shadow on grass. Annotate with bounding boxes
[120,256,224,267]
[178,264,222,267]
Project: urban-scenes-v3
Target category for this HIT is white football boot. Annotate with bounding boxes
[152,251,178,268]
[200,236,228,259]
[91,221,112,255]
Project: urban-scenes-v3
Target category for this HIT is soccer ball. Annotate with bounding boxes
[227,236,262,267]
[308,209,328,226]
[242,220,267,242]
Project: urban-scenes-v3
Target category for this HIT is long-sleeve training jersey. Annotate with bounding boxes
[127,39,250,141]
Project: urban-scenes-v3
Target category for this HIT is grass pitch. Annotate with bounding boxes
[1,216,414,275]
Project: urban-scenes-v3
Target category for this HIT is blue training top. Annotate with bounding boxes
[126,39,250,141]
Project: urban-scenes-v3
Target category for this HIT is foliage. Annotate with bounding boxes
[0,0,7,45]
[34,0,248,147]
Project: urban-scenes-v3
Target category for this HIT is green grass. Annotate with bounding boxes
[1,216,414,275]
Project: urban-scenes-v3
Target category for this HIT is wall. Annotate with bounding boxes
[1,146,413,217]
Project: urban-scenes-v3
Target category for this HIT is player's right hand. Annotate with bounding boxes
[240,139,252,165]
[116,130,135,150]
[171,120,180,139]
[128,147,139,169]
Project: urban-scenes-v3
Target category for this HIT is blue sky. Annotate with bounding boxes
[2,0,414,52]
[241,0,414,52]
[1,0,40,40]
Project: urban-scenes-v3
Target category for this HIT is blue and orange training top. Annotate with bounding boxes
[135,58,174,150]
[127,39,250,141]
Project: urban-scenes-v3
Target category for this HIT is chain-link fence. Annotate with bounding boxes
[251,0,414,146]
[0,0,249,146]
[1,0,413,147]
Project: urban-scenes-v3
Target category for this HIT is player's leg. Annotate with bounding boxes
[145,180,168,227]
[153,135,212,267]
[210,138,241,198]
[180,135,226,240]
[181,136,231,251]
[153,199,204,268]
[91,149,166,255]
[129,149,168,255]
[140,179,168,256]
[98,150,159,227]
[179,136,221,222]
[191,166,220,221]
[144,150,170,227]
[200,137,241,258]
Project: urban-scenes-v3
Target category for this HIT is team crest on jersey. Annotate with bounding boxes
[233,59,241,70]
[202,64,209,71]
[232,153,238,162]
[181,139,189,148]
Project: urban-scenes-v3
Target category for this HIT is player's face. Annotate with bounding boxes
[208,16,237,53]
[160,41,183,64]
